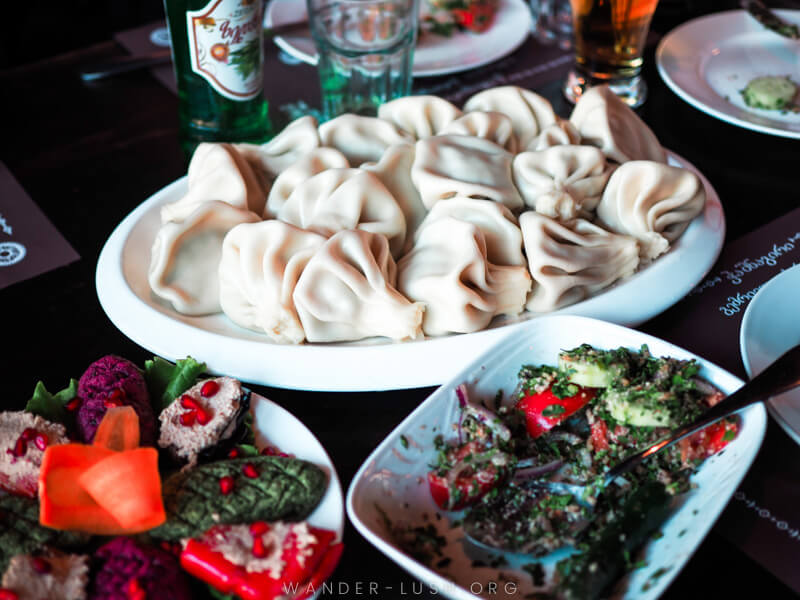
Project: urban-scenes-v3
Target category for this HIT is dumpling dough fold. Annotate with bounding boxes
[525,119,581,151]
[463,86,558,149]
[512,145,610,220]
[265,147,349,218]
[411,134,523,210]
[149,201,261,315]
[318,114,414,166]
[398,218,531,336]
[219,221,326,344]
[413,197,525,267]
[569,85,666,164]
[440,111,518,153]
[277,168,407,257]
[293,230,424,342]
[520,211,640,312]
[377,95,463,139]
[161,143,268,224]
[234,115,322,179]
[596,160,705,260]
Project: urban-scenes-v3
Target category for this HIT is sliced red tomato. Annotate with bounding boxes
[590,419,610,452]
[452,0,497,32]
[427,441,506,511]
[517,384,597,438]
[679,419,738,465]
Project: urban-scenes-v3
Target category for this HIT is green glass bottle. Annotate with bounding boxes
[163,0,272,157]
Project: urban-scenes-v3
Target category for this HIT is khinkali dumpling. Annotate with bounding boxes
[440,111,518,153]
[218,221,326,344]
[292,230,424,342]
[318,114,414,165]
[569,86,666,164]
[512,145,611,220]
[398,218,532,336]
[235,115,322,177]
[264,147,349,218]
[520,211,639,312]
[277,168,407,257]
[414,197,525,266]
[596,161,705,260]
[463,86,558,149]
[161,143,267,224]
[377,95,462,139]
[361,143,428,250]
[525,119,581,151]
[411,134,523,210]
[149,201,261,315]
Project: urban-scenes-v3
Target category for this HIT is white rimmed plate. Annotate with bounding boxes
[264,0,532,77]
[250,391,345,541]
[656,10,800,139]
[347,315,766,599]
[95,151,724,392]
[740,263,800,445]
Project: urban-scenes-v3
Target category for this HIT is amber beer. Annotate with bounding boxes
[565,0,659,106]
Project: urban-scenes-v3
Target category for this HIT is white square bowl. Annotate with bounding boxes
[346,315,767,599]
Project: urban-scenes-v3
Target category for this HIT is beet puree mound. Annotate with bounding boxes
[77,355,156,446]
[90,537,191,600]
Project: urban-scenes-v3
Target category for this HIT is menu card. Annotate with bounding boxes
[642,207,800,593]
[0,162,80,290]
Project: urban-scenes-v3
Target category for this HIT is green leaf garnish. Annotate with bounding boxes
[25,379,78,424]
[542,403,567,417]
[143,356,206,410]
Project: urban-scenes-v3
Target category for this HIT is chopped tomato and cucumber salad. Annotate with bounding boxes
[422,344,738,597]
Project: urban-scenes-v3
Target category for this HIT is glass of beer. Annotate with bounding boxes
[563,0,659,107]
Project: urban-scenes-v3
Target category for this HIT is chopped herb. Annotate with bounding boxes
[400,434,409,449]
[542,403,567,417]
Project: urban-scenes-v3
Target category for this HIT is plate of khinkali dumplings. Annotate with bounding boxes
[96,86,725,391]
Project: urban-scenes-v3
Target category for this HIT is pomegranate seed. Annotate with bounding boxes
[200,380,220,398]
[179,394,199,410]
[10,438,26,458]
[219,475,235,495]
[126,577,146,600]
[249,521,269,536]
[33,433,49,451]
[228,448,240,458]
[242,463,258,479]
[179,411,196,427]
[0,589,19,600]
[65,397,82,412]
[21,428,36,441]
[252,535,269,558]
[260,446,277,456]
[30,557,51,574]
[195,407,212,426]
[159,541,173,552]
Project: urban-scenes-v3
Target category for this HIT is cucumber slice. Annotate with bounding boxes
[558,346,626,388]
[741,76,797,110]
[604,389,675,428]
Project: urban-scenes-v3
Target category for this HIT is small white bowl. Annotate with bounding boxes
[347,315,766,599]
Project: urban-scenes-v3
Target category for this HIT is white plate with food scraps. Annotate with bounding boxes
[250,391,345,543]
[740,263,800,445]
[656,10,800,139]
[346,315,767,599]
[95,151,724,392]
[264,0,533,77]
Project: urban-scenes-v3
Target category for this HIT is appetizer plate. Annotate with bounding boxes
[96,151,723,392]
[250,391,345,542]
[347,315,767,599]
[264,0,532,77]
[740,263,800,445]
[657,10,800,139]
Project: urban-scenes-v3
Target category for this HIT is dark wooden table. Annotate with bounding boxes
[1,3,798,598]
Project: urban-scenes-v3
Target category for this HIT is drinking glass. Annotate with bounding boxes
[562,0,659,107]
[530,0,573,49]
[307,0,419,119]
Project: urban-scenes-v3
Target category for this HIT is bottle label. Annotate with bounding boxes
[186,0,263,101]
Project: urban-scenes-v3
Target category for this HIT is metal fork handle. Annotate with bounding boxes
[603,343,800,486]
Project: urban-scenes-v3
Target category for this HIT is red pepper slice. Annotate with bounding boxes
[517,385,597,438]
[180,524,340,600]
[427,441,505,511]
[590,420,610,452]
